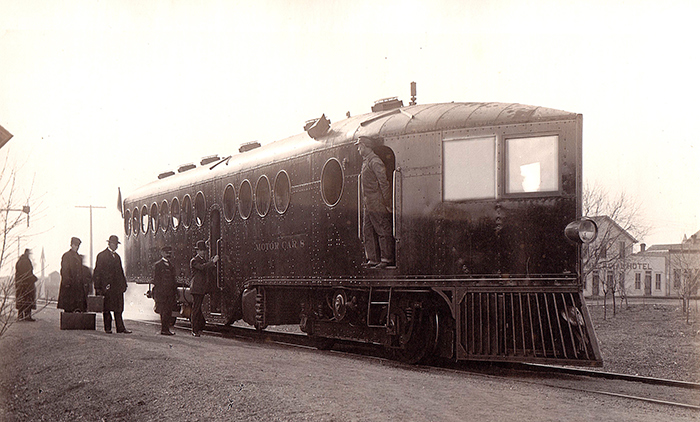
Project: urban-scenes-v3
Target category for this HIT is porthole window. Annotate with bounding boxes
[150,203,159,233]
[238,179,253,220]
[274,170,291,214]
[223,184,236,222]
[182,195,192,228]
[160,200,170,232]
[320,158,344,207]
[255,175,271,217]
[124,209,131,236]
[195,192,206,226]
[132,208,139,235]
[171,197,181,230]
[141,205,149,234]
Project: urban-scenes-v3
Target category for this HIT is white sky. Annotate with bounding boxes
[1,0,698,275]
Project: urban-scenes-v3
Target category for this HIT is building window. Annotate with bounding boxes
[619,242,626,259]
[674,269,681,289]
[635,273,641,290]
[655,273,661,290]
[443,136,496,200]
[645,271,652,293]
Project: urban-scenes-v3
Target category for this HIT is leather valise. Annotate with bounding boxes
[60,312,96,330]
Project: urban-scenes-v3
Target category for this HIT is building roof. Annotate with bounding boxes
[591,215,638,244]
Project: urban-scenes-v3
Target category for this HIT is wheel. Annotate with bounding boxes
[389,307,439,364]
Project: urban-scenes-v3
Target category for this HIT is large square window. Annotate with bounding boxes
[506,135,559,193]
[443,137,496,201]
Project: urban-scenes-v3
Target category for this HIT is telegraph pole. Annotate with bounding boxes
[75,204,106,270]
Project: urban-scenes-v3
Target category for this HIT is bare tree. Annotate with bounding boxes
[0,154,36,337]
[671,243,700,324]
[582,183,649,319]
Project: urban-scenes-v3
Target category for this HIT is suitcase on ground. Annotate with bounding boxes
[60,312,96,330]
[87,295,104,313]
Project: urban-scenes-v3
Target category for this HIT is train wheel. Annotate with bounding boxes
[390,307,439,364]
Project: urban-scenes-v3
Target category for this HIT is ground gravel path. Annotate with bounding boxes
[0,304,698,421]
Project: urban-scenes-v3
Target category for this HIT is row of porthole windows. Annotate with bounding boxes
[123,159,345,236]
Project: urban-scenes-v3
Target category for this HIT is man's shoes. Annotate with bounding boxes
[117,329,132,334]
[105,329,113,334]
[361,261,379,268]
[192,332,201,337]
[160,331,175,336]
[372,262,389,269]
[25,316,36,322]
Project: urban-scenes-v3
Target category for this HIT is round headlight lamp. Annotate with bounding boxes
[565,218,598,244]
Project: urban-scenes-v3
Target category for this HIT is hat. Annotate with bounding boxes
[108,235,121,244]
[71,237,82,246]
[354,136,374,146]
[161,246,172,252]
[195,240,207,251]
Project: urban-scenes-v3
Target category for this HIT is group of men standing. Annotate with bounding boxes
[18,233,217,337]
[151,240,218,336]
[57,235,131,333]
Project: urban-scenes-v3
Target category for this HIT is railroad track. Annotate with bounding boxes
[147,318,700,411]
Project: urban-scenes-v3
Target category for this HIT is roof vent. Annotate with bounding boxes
[371,97,403,112]
[304,114,330,139]
[239,141,261,153]
[200,155,220,165]
[178,163,196,173]
[158,171,175,179]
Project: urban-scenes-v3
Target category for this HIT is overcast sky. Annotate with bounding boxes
[1,0,698,275]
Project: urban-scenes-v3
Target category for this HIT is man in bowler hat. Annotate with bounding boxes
[189,240,218,337]
[93,235,131,334]
[152,246,177,335]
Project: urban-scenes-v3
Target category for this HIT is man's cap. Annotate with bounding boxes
[195,240,207,251]
[108,235,121,244]
[161,246,172,252]
[71,237,82,246]
[354,136,379,147]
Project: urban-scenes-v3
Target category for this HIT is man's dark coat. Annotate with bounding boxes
[93,247,127,311]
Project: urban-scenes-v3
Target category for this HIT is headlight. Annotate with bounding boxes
[565,218,598,244]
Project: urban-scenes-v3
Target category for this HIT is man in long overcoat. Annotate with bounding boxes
[356,136,395,268]
[152,246,177,335]
[93,235,131,334]
[58,237,87,312]
[189,240,218,337]
[15,248,38,321]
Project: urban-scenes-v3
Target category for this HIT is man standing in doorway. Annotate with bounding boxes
[189,240,218,337]
[356,136,395,268]
[94,235,131,334]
